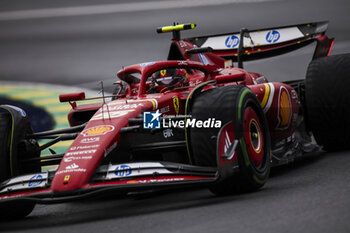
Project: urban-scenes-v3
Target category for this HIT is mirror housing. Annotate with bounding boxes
[59,92,86,102]
[215,73,245,84]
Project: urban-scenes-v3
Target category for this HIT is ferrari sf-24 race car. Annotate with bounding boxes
[1,22,350,219]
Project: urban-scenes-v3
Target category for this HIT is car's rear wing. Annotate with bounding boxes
[184,21,333,63]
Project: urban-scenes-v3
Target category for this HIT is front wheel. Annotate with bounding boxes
[0,111,36,219]
[190,85,271,195]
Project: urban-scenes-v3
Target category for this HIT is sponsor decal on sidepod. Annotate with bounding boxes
[81,125,114,137]
[80,137,100,143]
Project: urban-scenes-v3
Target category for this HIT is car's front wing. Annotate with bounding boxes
[0,162,221,204]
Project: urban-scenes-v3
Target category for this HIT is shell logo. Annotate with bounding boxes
[82,125,115,137]
[279,89,291,127]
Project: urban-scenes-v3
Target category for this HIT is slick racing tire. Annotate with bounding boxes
[306,53,350,151]
[190,85,271,194]
[0,112,36,219]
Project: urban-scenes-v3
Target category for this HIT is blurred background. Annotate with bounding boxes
[1,0,350,92]
[0,0,349,232]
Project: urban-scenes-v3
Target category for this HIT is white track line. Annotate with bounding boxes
[0,0,278,21]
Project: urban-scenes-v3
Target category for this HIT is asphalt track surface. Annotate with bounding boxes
[0,0,350,232]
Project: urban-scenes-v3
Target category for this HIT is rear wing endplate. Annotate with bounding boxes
[185,21,333,61]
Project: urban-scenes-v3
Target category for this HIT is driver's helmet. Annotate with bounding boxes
[152,68,188,90]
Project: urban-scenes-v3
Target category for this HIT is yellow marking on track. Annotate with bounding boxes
[0,86,18,91]
[32,98,60,105]
[9,91,56,100]
[40,140,73,148]
[54,115,68,124]
[54,140,73,147]
[46,104,71,113]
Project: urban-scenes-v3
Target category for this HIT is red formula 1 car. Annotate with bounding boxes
[1,22,350,219]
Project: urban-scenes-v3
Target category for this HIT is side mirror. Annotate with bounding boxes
[59,92,86,102]
[215,73,245,84]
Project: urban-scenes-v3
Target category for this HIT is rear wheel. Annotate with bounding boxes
[306,53,350,151]
[190,85,271,194]
[0,112,36,219]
